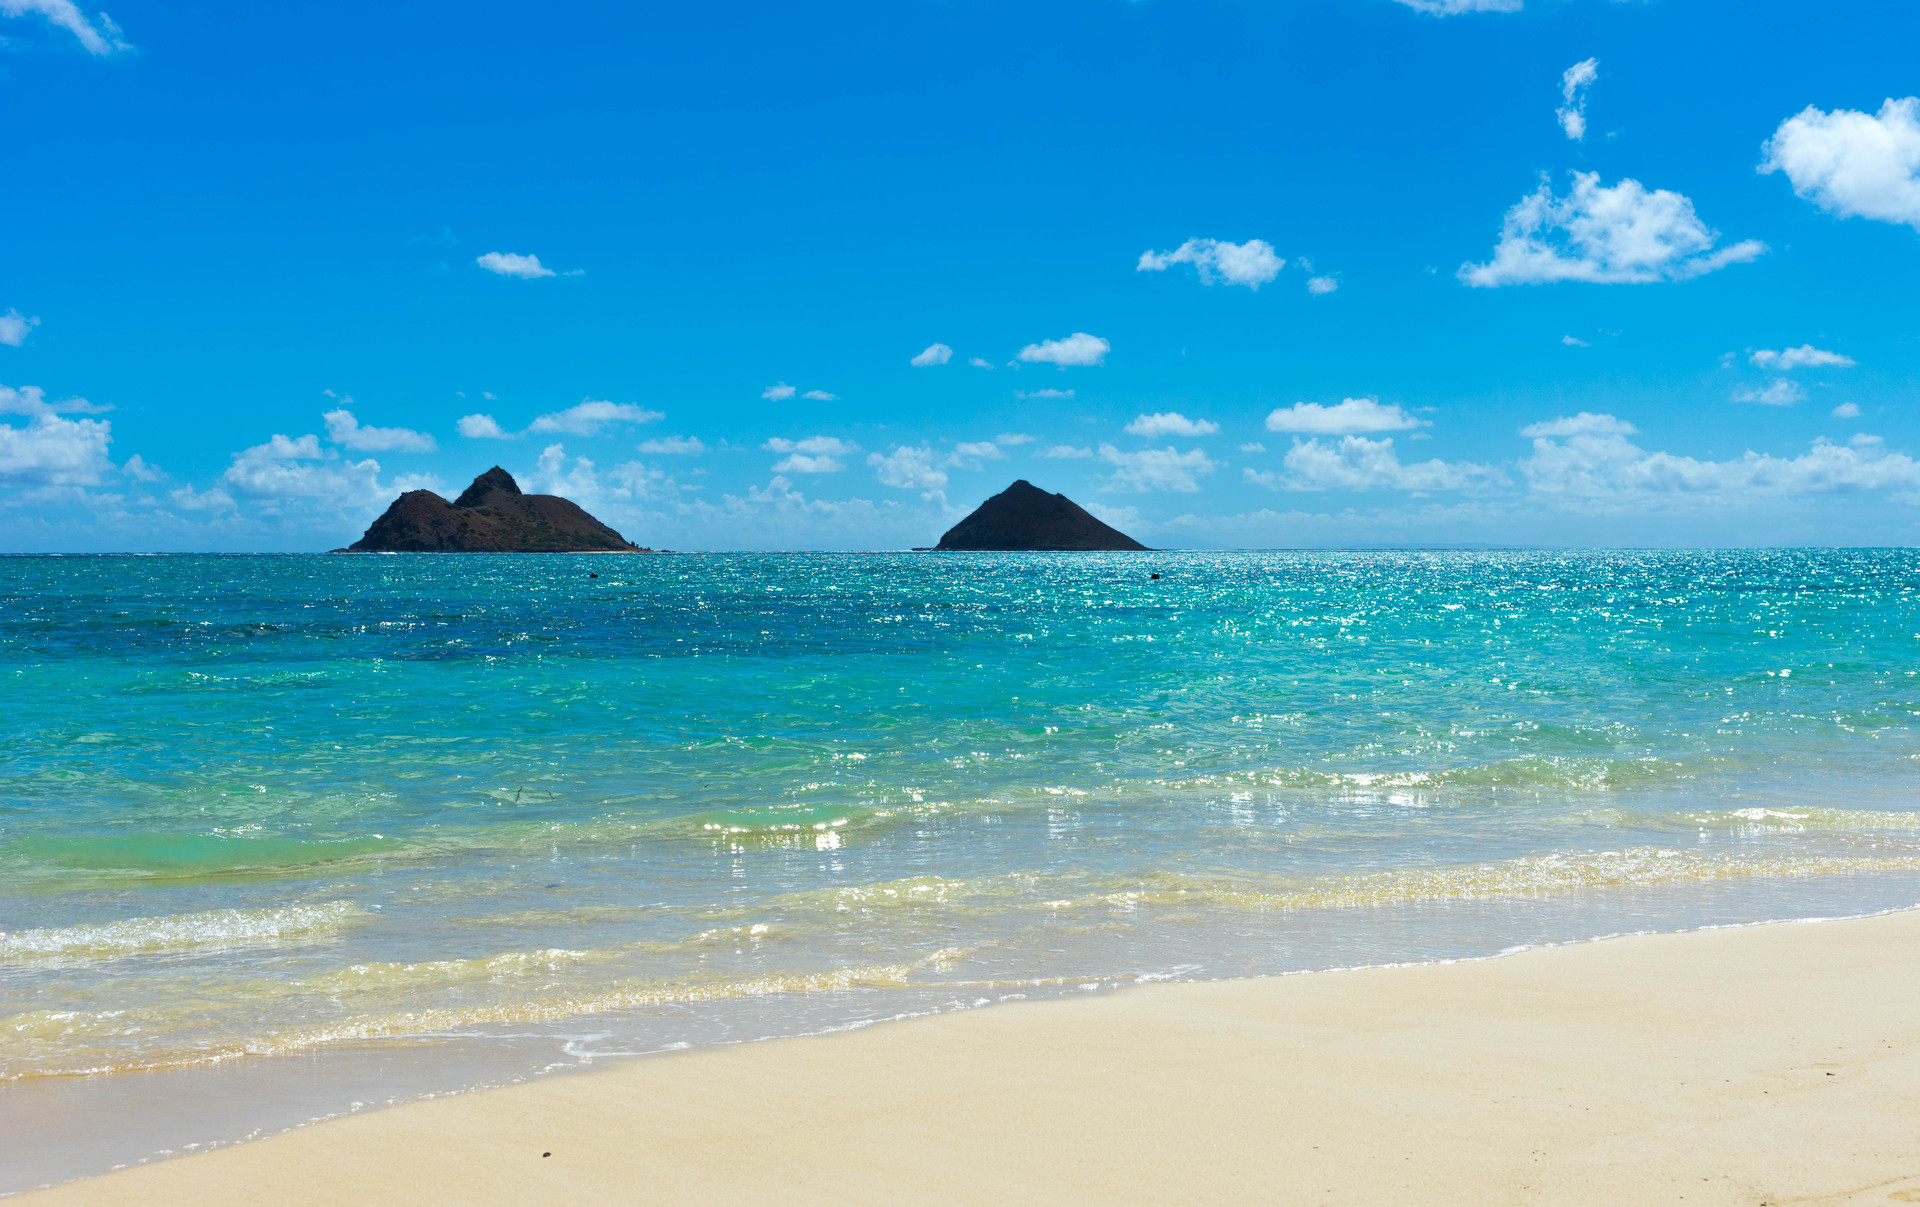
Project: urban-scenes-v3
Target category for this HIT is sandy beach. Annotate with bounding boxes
[18,908,1920,1206]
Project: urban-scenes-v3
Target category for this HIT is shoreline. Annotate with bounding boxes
[18,908,1920,1205]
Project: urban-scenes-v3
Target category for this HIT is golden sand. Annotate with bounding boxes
[24,910,1920,1206]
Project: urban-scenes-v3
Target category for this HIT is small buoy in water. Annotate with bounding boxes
[1150,573,1162,579]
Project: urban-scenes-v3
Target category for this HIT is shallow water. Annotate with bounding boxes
[4,550,1919,1188]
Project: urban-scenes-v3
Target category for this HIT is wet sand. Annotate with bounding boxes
[21,910,1920,1206]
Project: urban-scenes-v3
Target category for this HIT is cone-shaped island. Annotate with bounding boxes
[934,480,1147,551]
[342,467,649,552]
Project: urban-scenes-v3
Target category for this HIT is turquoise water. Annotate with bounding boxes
[5,550,1920,1183]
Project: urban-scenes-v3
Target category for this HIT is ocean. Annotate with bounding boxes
[5,550,1919,1189]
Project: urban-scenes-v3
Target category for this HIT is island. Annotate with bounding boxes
[933,479,1148,551]
[341,467,650,552]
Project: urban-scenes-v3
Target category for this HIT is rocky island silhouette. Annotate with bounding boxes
[342,467,649,552]
[933,479,1147,551]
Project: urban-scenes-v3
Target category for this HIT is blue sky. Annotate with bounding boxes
[3,0,1917,551]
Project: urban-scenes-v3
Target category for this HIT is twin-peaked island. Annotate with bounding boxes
[342,469,1146,552]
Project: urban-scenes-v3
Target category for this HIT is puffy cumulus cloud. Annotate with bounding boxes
[1732,379,1806,406]
[910,343,953,367]
[1833,403,1862,419]
[636,435,706,455]
[0,383,110,417]
[0,309,40,346]
[1097,445,1218,493]
[1016,332,1109,368]
[968,357,994,369]
[0,412,114,485]
[762,382,797,402]
[323,407,436,453]
[1017,388,1074,400]
[1306,276,1340,295]
[1751,344,1855,370]
[458,413,515,440]
[802,389,838,401]
[1563,335,1591,347]
[528,400,664,435]
[1557,58,1599,141]
[220,435,388,511]
[475,252,556,279]
[0,0,130,54]
[168,484,235,513]
[950,441,1006,466]
[766,435,859,474]
[1391,0,1522,13]
[1040,445,1093,459]
[1136,238,1284,289]
[1125,412,1220,438]
[1238,442,1267,454]
[1265,398,1424,435]
[1761,98,1920,230]
[524,444,681,507]
[1460,172,1765,286]
[868,445,950,494]
[1248,437,1498,493]
[995,433,1034,446]
[1521,414,1920,501]
[121,453,163,483]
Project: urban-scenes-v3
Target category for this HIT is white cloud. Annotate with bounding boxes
[121,453,163,482]
[868,445,949,493]
[221,435,387,509]
[1040,445,1093,459]
[1097,445,1218,493]
[168,484,235,513]
[1459,172,1766,286]
[911,343,953,367]
[995,433,1034,445]
[1733,379,1806,406]
[528,400,664,435]
[1306,276,1339,295]
[0,310,40,346]
[802,389,838,401]
[1760,98,1920,230]
[762,382,798,401]
[636,435,706,455]
[968,357,994,369]
[1016,332,1110,367]
[1238,442,1266,454]
[1563,335,1591,347]
[1391,0,1522,13]
[1557,58,1599,141]
[1833,402,1862,419]
[1265,398,1425,435]
[1521,414,1920,500]
[1250,437,1497,493]
[1125,411,1219,438]
[1519,413,1637,439]
[766,435,859,474]
[0,0,128,54]
[1751,344,1855,370]
[0,384,110,417]
[1017,388,1074,400]
[0,412,113,484]
[323,407,436,453]
[523,444,680,506]
[475,252,556,279]
[951,441,1006,462]
[458,413,515,440]
[1136,238,1284,289]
